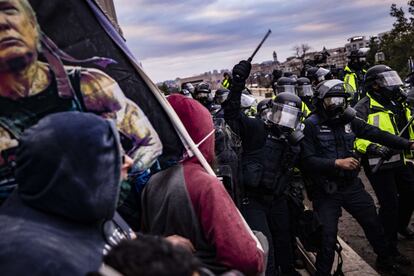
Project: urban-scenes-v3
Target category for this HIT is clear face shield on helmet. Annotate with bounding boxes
[241,93,257,109]
[276,85,296,94]
[323,97,346,112]
[185,83,195,94]
[374,71,405,102]
[214,92,229,104]
[268,103,302,131]
[296,85,314,98]
[375,71,404,88]
[317,80,355,119]
[316,67,331,82]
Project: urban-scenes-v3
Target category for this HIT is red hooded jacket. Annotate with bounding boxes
[142,94,264,275]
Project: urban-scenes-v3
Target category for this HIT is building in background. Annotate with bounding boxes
[166,33,386,88]
[345,36,370,52]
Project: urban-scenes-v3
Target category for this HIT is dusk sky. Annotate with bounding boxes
[113,0,408,82]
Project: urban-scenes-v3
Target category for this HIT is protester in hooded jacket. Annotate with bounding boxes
[0,112,134,276]
[141,94,265,276]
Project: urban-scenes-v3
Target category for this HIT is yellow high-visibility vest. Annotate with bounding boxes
[222,79,230,89]
[355,95,414,166]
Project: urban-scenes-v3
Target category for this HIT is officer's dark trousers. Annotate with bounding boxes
[313,179,388,276]
[366,165,414,250]
[242,196,294,276]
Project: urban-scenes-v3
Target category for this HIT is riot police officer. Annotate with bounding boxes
[344,48,368,103]
[301,79,414,275]
[224,60,304,276]
[274,76,297,95]
[211,88,230,118]
[222,72,232,89]
[194,82,214,111]
[306,67,333,87]
[296,77,314,117]
[355,65,414,247]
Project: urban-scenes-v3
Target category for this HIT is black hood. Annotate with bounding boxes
[15,111,122,223]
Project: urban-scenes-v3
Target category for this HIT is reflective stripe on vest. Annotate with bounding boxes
[344,71,357,91]
[367,96,397,135]
[301,102,310,119]
[372,114,380,128]
[222,79,230,88]
[368,154,401,166]
[365,95,411,166]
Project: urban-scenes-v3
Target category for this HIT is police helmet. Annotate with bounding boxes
[256,98,272,121]
[276,77,297,94]
[268,92,303,131]
[306,67,332,85]
[347,48,368,60]
[315,68,332,82]
[194,82,212,100]
[296,77,314,98]
[214,88,230,104]
[364,65,404,101]
[314,79,354,118]
[195,82,211,93]
[181,82,195,94]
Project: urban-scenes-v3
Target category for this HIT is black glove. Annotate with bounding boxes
[232,60,251,84]
[366,144,394,160]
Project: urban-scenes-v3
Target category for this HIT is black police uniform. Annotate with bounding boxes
[224,89,300,275]
[301,113,411,275]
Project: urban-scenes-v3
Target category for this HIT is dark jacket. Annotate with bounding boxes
[142,95,264,276]
[0,112,130,276]
[223,88,299,198]
[223,89,266,154]
[301,113,410,189]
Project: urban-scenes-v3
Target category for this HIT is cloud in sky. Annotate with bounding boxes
[113,0,408,82]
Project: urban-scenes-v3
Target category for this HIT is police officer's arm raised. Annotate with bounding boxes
[223,60,252,121]
[223,61,266,152]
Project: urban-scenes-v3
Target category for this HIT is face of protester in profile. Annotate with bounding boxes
[0,0,39,72]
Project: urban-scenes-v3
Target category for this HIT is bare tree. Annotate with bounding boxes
[292,43,312,71]
[293,43,312,60]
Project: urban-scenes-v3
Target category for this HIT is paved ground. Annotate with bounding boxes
[337,170,414,275]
